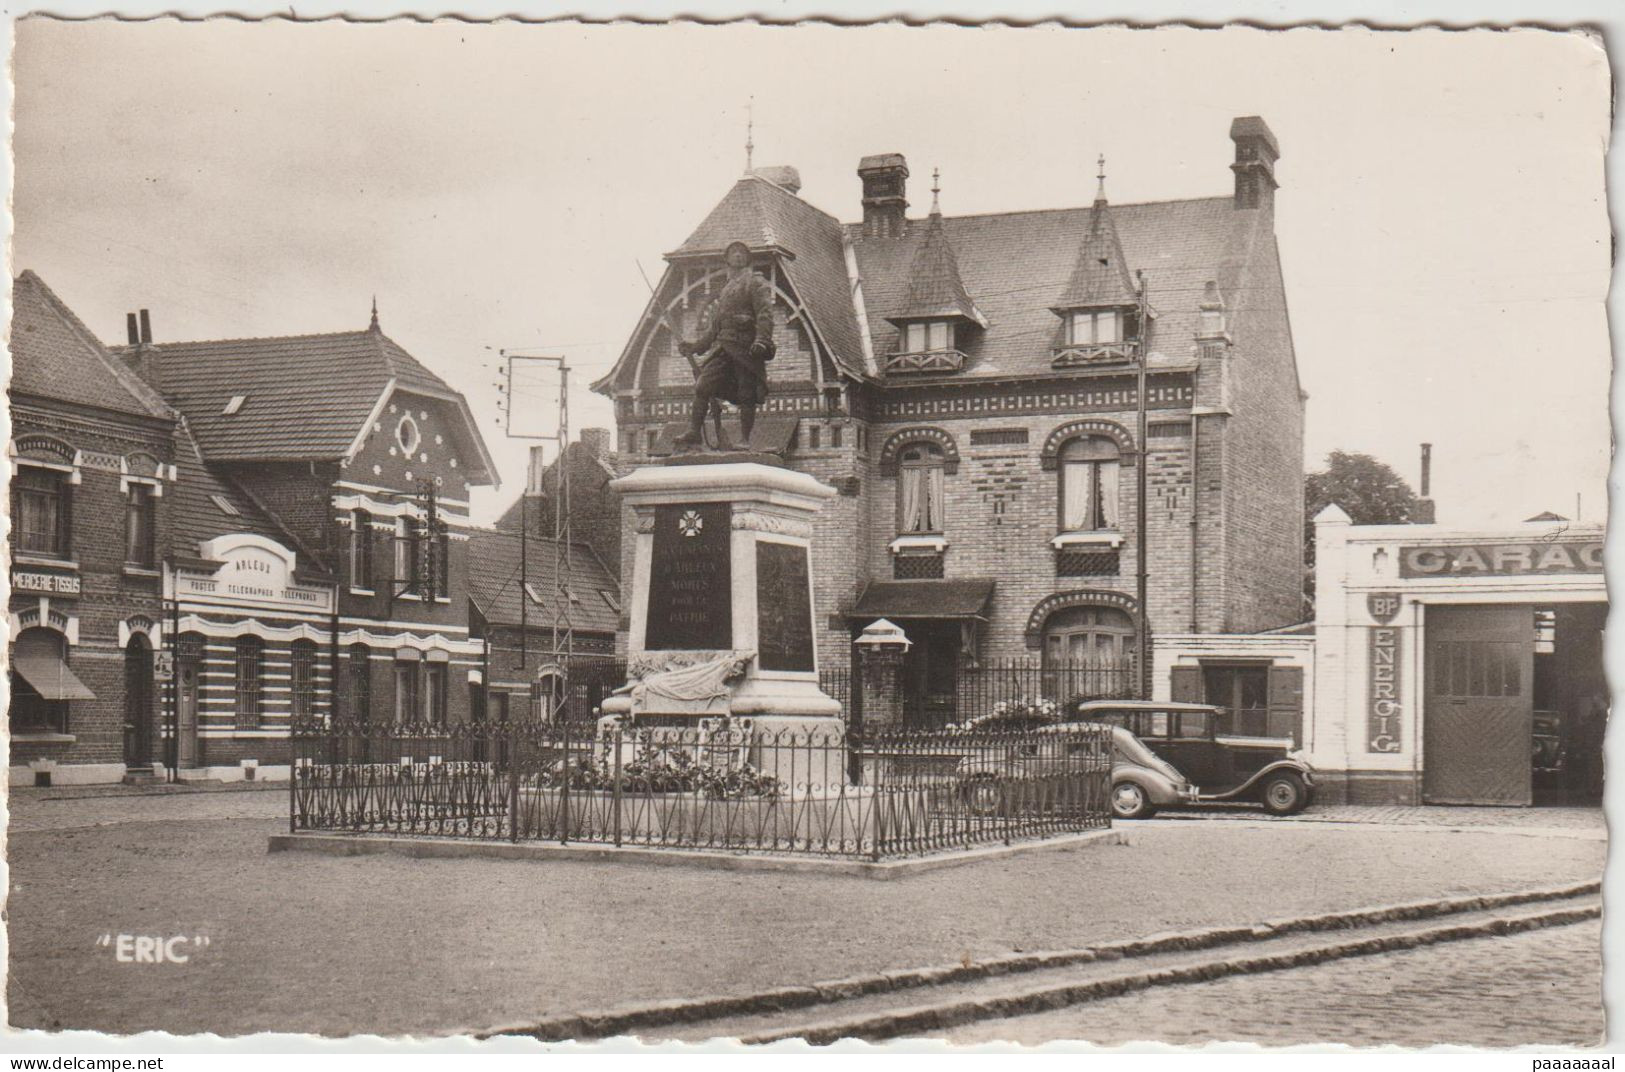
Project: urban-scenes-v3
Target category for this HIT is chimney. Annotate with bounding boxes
[1415,443,1437,524]
[1229,116,1280,212]
[578,427,611,459]
[751,165,802,195]
[121,309,162,391]
[526,444,549,499]
[858,153,909,238]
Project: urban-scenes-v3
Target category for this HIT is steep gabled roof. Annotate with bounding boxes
[852,196,1235,379]
[466,529,620,634]
[597,175,866,391]
[1053,193,1139,311]
[10,271,174,421]
[125,327,495,483]
[890,201,986,327]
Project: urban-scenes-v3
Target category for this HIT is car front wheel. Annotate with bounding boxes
[1260,771,1308,816]
[1111,780,1156,820]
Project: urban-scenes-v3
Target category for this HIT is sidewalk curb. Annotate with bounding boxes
[483,879,1599,1042]
[748,902,1602,1045]
[269,827,1123,879]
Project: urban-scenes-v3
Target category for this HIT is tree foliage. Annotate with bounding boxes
[1303,451,1425,611]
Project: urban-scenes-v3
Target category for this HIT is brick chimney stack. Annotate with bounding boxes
[121,308,162,391]
[1415,443,1437,523]
[579,427,611,459]
[858,153,909,238]
[1229,116,1280,212]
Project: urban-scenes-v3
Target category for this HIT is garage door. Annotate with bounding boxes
[1423,605,1533,806]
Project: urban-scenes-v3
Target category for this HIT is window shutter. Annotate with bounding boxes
[1169,665,1203,704]
[1267,665,1305,745]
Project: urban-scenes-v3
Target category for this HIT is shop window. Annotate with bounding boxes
[13,466,71,558]
[235,636,263,730]
[9,628,71,734]
[125,483,157,568]
[291,640,318,720]
[1058,437,1120,532]
[394,662,420,724]
[425,663,448,725]
[348,643,372,721]
[350,510,375,590]
[1042,606,1135,668]
[897,443,946,534]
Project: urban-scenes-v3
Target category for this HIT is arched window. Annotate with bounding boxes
[350,509,374,590]
[234,636,263,730]
[1043,606,1136,668]
[290,639,318,720]
[1059,436,1121,532]
[347,643,372,722]
[897,443,946,534]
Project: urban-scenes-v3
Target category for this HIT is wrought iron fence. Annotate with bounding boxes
[289,718,1112,860]
[903,658,1138,731]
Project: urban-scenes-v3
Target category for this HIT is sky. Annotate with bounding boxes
[10,19,1613,528]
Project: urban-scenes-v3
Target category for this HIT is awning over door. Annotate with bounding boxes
[12,652,96,700]
[848,578,995,621]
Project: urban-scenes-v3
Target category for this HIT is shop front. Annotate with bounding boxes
[1310,507,1606,806]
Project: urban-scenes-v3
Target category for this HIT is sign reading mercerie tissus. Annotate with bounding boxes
[1399,539,1602,578]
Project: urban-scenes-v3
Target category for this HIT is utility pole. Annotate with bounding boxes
[1135,273,1151,699]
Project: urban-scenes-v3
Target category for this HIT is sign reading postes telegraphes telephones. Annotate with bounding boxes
[1367,592,1403,753]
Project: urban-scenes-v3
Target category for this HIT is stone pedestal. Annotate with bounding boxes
[601,460,842,726]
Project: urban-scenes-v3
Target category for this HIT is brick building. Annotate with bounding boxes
[466,526,621,722]
[8,273,178,786]
[114,306,500,776]
[594,117,1305,722]
[493,429,622,579]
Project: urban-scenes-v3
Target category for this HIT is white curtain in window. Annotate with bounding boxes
[1097,460,1119,529]
[1062,461,1090,530]
[1097,311,1120,344]
[927,322,950,350]
[905,323,926,352]
[900,467,924,531]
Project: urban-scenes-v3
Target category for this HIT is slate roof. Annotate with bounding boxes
[10,271,174,420]
[1053,195,1139,311]
[466,529,620,634]
[662,175,866,381]
[168,418,324,573]
[599,178,1260,393]
[119,327,494,481]
[891,204,986,327]
[851,196,1235,379]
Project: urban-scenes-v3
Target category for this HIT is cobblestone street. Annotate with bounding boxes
[946,917,1604,1047]
[4,789,1607,1040]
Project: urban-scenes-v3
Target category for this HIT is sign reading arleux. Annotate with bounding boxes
[1368,626,1403,753]
[1399,539,1602,578]
[756,541,815,672]
[178,536,332,612]
[645,503,732,651]
[12,571,81,595]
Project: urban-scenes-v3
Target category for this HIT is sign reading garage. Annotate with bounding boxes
[1399,539,1603,578]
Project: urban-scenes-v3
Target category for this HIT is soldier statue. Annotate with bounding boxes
[674,240,776,450]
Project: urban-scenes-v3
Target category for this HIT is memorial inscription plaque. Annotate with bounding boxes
[756,541,815,672]
[645,502,732,650]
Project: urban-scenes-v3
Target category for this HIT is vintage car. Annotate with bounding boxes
[955,721,1199,820]
[1072,700,1315,817]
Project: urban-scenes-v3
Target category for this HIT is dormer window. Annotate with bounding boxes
[1053,306,1140,368]
[904,321,953,353]
[1068,310,1120,347]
